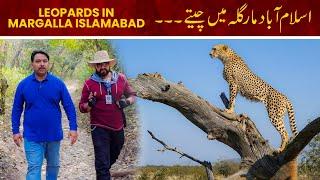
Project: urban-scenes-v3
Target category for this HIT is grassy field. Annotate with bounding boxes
[135,165,320,180]
[135,160,241,180]
[136,165,208,180]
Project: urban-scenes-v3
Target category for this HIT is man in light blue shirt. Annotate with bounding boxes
[11,50,78,180]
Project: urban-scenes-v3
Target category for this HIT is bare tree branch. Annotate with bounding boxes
[279,117,320,164]
[129,73,271,160]
[148,130,214,180]
[129,73,320,178]
[148,130,210,167]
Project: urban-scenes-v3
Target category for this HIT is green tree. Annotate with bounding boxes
[0,39,120,80]
[0,39,121,116]
[299,134,320,178]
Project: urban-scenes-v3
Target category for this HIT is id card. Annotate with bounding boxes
[105,95,112,104]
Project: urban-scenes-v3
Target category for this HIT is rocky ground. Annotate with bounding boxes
[0,80,140,179]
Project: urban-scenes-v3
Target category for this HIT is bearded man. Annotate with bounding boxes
[79,50,135,180]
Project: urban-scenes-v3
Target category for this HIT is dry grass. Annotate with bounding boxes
[135,165,208,180]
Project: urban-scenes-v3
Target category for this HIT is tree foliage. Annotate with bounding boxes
[299,134,320,178]
[0,39,121,80]
[0,39,121,116]
[0,39,120,114]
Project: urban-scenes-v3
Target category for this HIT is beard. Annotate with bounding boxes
[96,68,110,77]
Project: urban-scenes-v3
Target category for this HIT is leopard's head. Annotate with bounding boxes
[209,44,235,63]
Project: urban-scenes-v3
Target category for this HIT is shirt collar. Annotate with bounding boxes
[32,72,51,82]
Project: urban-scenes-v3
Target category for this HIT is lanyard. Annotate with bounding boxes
[104,81,112,95]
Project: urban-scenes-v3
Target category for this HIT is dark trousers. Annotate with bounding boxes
[91,126,124,180]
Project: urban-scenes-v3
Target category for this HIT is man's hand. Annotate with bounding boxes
[13,133,22,147]
[117,97,130,109]
[68,130,78,145]
[88,92,97,107]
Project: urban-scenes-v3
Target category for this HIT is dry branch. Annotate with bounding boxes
[129,73,320,179]
[148,130,214,179]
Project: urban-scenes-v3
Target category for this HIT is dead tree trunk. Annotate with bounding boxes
[0,61,8,115]
[0,76,8,115]
[129,73,320,179]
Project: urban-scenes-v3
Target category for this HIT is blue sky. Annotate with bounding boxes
[111,39,320,166]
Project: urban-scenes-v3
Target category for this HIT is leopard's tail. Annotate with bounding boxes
[287,100,298,136]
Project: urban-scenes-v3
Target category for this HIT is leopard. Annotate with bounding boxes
[209,44,298,152]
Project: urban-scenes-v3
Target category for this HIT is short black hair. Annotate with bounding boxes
[31,50,49,62]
